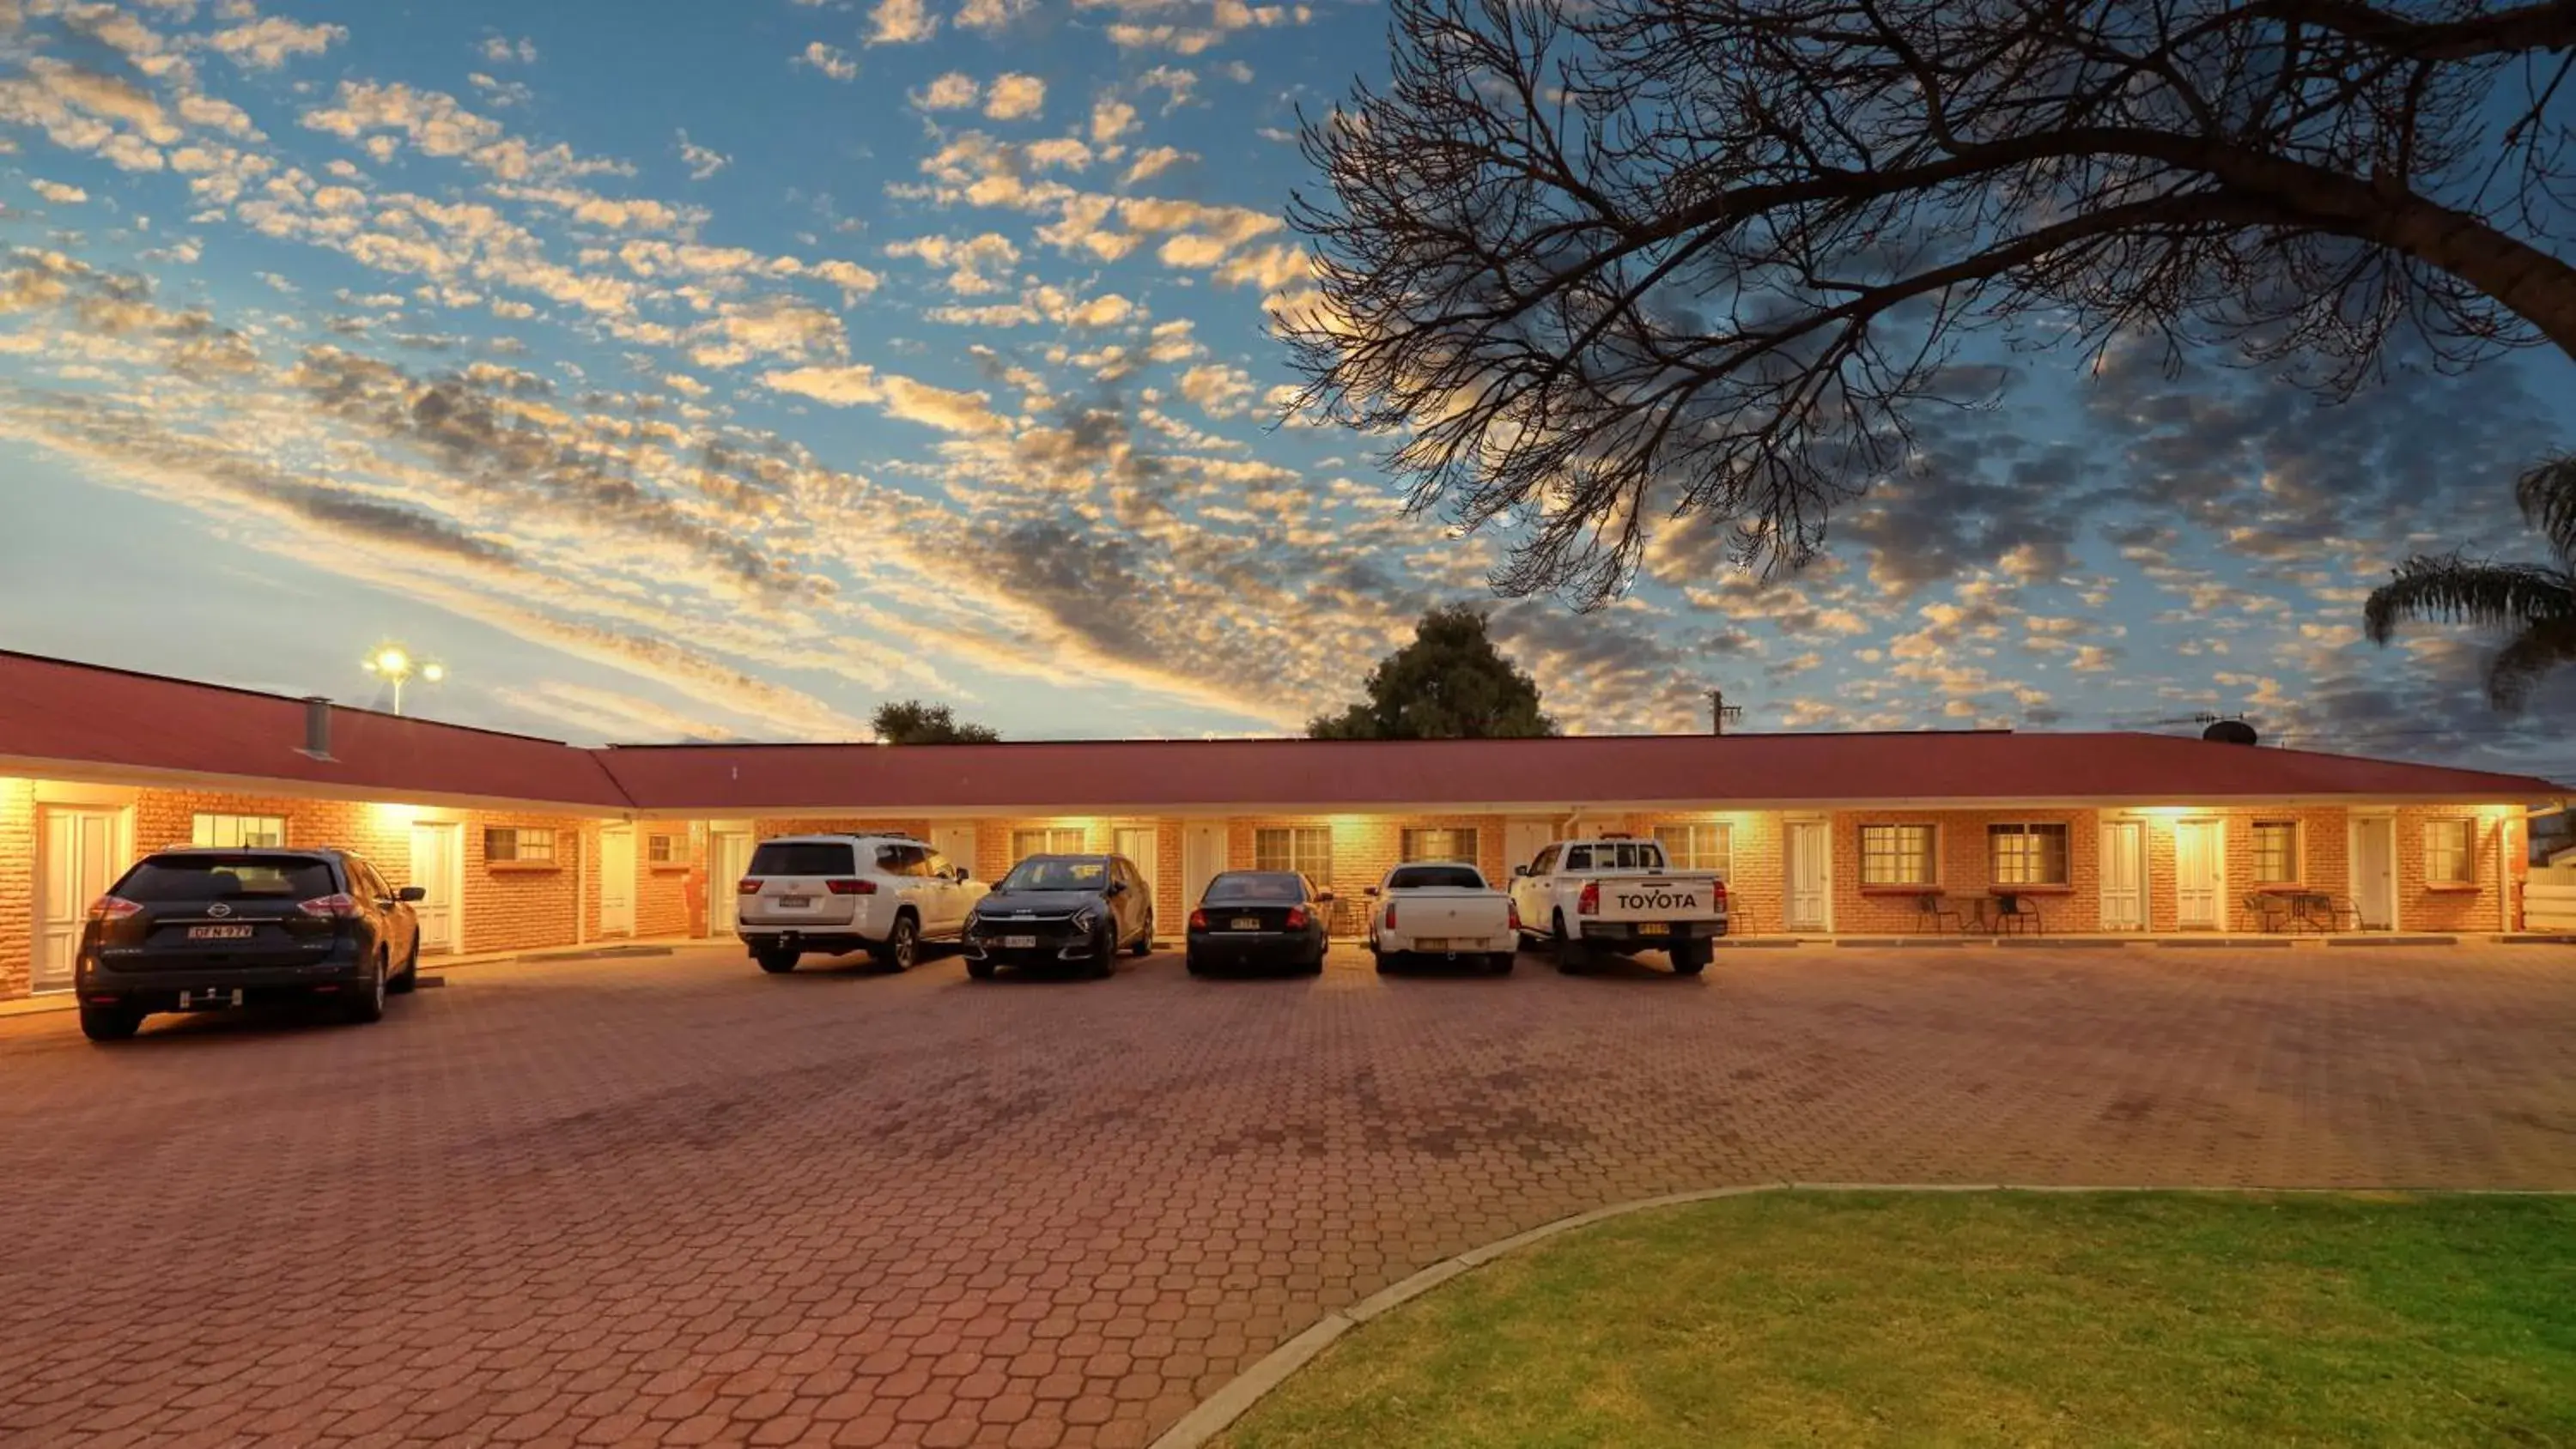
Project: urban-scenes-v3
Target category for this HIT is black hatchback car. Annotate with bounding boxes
[962,854,1155,979]
[1185,871,1332,976]
[74,847,425,1042]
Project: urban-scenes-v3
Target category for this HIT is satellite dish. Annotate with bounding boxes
[2202,719,2259,746]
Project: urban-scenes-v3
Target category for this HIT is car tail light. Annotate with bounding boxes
[88,895,143,922]
[1285,905,1309,930]
[738,878,762,894]
[298,894,359,919]
[1188,908,1207,931]
[1577,882,1600,916]
[1508,900,1522,931]
[825,878,875,895]
[1382,904,1397,930]
[1711,880,1728,903]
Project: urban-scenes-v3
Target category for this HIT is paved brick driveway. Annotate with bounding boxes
[3,941,2571,1447]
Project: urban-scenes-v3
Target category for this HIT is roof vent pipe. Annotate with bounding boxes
[2202,719,2259,747]
[301,696,336,760]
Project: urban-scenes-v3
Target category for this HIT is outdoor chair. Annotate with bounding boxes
[2323,896,2363,931]
[2244,894,2293,932]
[1914,893,1965,934]
[1992,893,2041,935]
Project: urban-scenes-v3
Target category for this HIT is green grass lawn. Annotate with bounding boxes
[1218,1191,2576,1448]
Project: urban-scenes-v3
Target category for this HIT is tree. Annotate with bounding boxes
[1308,605,1558,737]
[2365,456,2576,710]
[1287,0,2576,605]
[872,700,1001,744]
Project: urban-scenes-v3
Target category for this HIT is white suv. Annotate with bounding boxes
[736,834,985,974]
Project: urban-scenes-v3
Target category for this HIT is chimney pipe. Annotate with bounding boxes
[301,696,335,760]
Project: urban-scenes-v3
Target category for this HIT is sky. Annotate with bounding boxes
[1,0,2572,780]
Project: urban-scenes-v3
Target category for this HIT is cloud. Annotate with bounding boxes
[207,15,347,69]
[1178,361,1252,418]
[762,364,1013,435]
[1091,99,1137,145]
[984,73,1045,120]
[29,179,88,204]
[956,0,1030,31]
[676,130,730,179]
[885,231,1021,294]
[917,72,980,110]
[794,42,858,81]
[479,35,540,64]
[1121,145,1188,185]
[866,0,937,45]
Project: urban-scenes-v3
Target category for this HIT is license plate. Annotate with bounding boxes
[1637,922,1670,936]
[1003,935,1038,949]
[187,925,254,941]
[1414,938,1453,952]
[178,989,243,1010]
[775,895,811,908]
[1230,917,1261,931]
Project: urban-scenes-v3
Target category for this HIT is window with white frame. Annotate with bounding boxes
[191,813,286,848]
[1010,828,1089,860]
[647,832,679,865]
[1399,828,1479,864]
[1254,827,1332,878]
[2251,820,2299,883]
[1652,823,1733,878]
[1988,822,2070,886]
[483,827,556,864]
[1859,824,1937,886]
[2424,818,2473,884]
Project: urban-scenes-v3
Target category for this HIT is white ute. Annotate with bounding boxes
[1365,862,1518,975]
[736,834,986,975]
[1509,835,1728,975]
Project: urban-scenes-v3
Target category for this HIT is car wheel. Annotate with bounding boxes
[1488,952,1516,975]
[1185,950,1206,977]
[1672,942,1710,976]
[391,934,421,994]
[1552,913,1589,975]
[874,915,919,973]
[1306,943,1327,976]
[343,952,388,1024]
[1128,913,1154,957]
[966,956,997,980]
[1090,928,1116,979]
[79,1005,143,1043]
[1372,949,1394,975]
[756,949,799,974]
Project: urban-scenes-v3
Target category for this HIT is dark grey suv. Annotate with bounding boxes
[961,854,1155,979]
[74,847,424,1042]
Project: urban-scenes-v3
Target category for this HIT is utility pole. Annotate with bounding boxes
[1707,688,1742,737]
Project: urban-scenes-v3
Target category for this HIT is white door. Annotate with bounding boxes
[931,824,977,882]
[2100,820,2148,931]
[1182,822,1227,914]
[1785,820,1832,932]
[1115,826,1161,931]
[1504,820,1556,878]
[2175,820,2223,929]
[407,822,463,954]
[710,831,753,936]
[34,806,122,993]
[600,826,636,937]
[2351,816,2396,930]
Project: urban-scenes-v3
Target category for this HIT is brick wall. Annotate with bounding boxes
[2397,805,2507,932]
[0,779,33,998]
[633,824,701,938]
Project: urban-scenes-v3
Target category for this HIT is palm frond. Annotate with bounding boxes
[2485,616,2576,712]
[2363,555,2576,645]
[2518,454,2576,568]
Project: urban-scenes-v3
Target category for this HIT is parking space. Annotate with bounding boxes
[3,942,2572,1446]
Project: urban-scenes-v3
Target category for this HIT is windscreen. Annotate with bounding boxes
[119,856,337,902]
[748,841,855,876]
[1203,872,1303,903]
[1001,858,1110,891]
[1387,865,1484,890]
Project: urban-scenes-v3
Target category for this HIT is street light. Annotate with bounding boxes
[361,643,449,716]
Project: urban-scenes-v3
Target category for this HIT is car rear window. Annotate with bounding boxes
[1387,865,1484,890]
[120,855,337,901]
[1204,872,1303,902]
[1564,842,1666,870]
[749,841,854,876]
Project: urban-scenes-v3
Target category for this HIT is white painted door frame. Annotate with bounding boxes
[2174,818,2225,930]
[2348,813,2398,931]
[1784,817,1832,933]
[2099,818,2148,931]
[709,828,754,937]
[599,824,637,937]
[33,803,130,993]
[407,820,465,954]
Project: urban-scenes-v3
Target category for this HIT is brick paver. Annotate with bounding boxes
[3,942,2571,1446]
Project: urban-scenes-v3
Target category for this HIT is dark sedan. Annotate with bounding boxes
[1185,870,1331,976]
[74,846,423,1042]
[962,853,1154,979]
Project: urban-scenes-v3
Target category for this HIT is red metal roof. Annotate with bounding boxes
[0,651,629,809]
[1,650,2563,813]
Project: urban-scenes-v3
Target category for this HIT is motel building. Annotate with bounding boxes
[1,648,2567,1002]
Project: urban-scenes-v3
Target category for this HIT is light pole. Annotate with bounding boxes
[361,645,448,716]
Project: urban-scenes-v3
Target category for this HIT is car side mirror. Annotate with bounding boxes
[952,868,972,882]
[1512,865,1528,877]
[1364,886,1380,897]
[1316,890,1335,904]
[396,886,427,902]
[1104,880,1126,895]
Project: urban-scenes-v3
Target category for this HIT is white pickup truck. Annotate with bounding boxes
[1509,836,1728,975]
[1365,863,1517,975]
